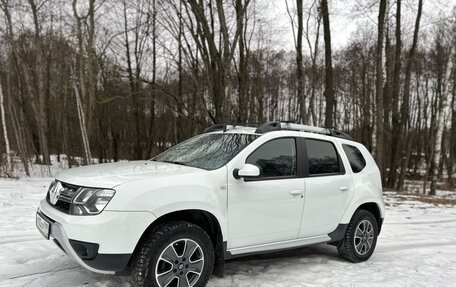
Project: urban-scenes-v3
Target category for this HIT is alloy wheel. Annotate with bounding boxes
[155,238,205,287]
[353,220,374,255]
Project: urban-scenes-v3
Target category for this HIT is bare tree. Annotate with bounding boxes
[430,32,454,195]
[448,67,456,187]
[72,75,92,165]
[387,0,401,188]
[397,0,423,191]
[296,0,306,123]
[184,0,251,123]
[0,0,454,196]
[374,0,388,174]
[320,0,334,127]
[28,0,51,166]
[303,0,321,126]
[72,0,93,164]
[0,80,12,177]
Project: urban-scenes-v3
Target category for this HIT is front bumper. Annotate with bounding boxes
[38,210,122,274]
[38,199,157,274]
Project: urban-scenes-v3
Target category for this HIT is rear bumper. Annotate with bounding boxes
[378,217,384,235]
[37,199,157,273]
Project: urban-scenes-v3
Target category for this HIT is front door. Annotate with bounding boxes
[227,137,305,249]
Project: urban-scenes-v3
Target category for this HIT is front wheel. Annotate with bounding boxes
[130,222,214,287]
[337,210,378,263]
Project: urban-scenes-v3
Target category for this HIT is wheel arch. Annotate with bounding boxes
[130,209,226,277]
[355,202,383,234]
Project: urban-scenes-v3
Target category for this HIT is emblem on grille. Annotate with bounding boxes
[49,181,63,205]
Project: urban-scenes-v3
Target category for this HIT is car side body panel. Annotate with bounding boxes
[337,139,385,224]
[105,167,229,239]
[298,133,356,238]
[225,131,306,248]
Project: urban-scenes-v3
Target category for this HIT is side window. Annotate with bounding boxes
[342,144,366,173]
[306,139,340,175]
[246,138,297,178]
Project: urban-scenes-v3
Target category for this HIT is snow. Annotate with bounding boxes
[1,178,456,287]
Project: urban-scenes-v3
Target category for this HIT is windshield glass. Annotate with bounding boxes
[153,133,259,170]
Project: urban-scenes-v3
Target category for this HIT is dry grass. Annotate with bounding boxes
[384,190,456,206]
[401,180,456,192]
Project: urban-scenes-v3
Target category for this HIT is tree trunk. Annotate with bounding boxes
[296,0,305,123]
[0,81,13,177]
[448,74,456,187]
[72,77,92,165]
[147,0,157,157]
[388,0,401,188]
[72,0,92,164]
[86,0,97,140]
[237,0,248,123]
[309,13,321,126]
[122,0,142,159]
[29,0,50,166]
[374,0,388,174]
[430,41,454,195]
[320,0,334,127]
[396,0,422,191]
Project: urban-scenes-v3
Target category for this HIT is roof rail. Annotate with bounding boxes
[203,122,354,141]
[203,123,258,133]
[255,121,354,141]
[203,124,230,133]
[328,129,354,141]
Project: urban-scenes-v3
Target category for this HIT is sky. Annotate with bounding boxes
[269,0,456,53]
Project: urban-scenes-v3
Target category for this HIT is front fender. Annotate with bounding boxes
[105,167,228,237]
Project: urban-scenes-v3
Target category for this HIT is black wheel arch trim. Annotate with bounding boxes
[131,209,226,277]
[82,253,132,272]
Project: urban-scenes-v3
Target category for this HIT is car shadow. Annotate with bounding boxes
[224,243,343,272]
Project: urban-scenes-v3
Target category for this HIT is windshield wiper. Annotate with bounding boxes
[160,160,189,167]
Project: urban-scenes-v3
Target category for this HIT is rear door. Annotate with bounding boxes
[299,136,354,238]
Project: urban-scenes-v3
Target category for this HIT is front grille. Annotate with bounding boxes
[46,181,80,214]
[58,187,76,203]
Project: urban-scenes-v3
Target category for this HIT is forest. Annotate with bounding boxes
[0,0,454,195]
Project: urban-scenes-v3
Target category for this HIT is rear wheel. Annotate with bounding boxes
[131,222,214,287]
[337,210,378,263]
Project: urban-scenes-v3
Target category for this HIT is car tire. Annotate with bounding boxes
[337,209,378,263]
[130,221,214,287]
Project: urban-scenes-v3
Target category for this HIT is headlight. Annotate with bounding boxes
[70,188,115,215]
[48,179,56,192]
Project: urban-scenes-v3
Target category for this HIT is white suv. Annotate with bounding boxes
[36,122,385,287]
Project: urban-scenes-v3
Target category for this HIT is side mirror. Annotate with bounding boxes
[233,164,261,179]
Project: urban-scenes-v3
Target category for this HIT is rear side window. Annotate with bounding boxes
[306,139,340,175]
[342,144,366,173]
[246,138,297,178]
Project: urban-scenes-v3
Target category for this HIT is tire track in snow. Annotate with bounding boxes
[4,266,81,281]
[0,237,42,245]
[378,240,456,253]
[384,218,456,225]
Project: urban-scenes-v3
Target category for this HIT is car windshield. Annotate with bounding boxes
[152,133,259,170]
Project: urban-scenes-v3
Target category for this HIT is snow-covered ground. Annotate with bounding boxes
[1,178,455,287]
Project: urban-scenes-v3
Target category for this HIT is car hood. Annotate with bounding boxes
[55,160,203,189]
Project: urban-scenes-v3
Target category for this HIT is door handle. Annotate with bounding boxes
[339,186,350,192]
[289,190,303,196]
